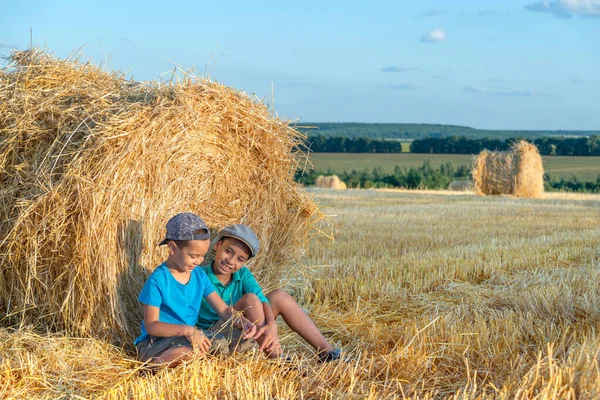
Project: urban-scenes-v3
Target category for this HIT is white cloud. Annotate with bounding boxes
[463,86,487,93]
[381,65,419,73]
[415,9,448,18]
[120,37,136,46]
[0,42,16,49]
[463,85,550,97]
[524,0,600,18]
[474,10,503,16]
[419,29,447,43]
[562,0,600,16]
[382,82,425,90]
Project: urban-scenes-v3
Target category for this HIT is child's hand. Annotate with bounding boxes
[240,319,257,340]
[185,327,211,354]
[255,322,281,355]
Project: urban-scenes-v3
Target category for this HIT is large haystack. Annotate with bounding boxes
[315,175,347,189]
[472,141,544,198]
[0,49,320,345]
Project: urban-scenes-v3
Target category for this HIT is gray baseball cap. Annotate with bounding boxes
[158,212,210,246]
[217,224,260,258]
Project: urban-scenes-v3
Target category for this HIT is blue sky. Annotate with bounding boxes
[2,0,599,130]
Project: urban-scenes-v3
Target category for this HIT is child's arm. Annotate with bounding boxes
[204,292,257,339]
[255,302,281,354]
[143,304,211,353]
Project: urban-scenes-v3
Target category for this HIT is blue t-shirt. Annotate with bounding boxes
[134,262,215,345]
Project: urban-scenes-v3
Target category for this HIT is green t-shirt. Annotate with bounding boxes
[196,263,269,330]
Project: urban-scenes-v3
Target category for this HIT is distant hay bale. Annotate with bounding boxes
[315,175,347,189]
[448,180,473,192]
[0,49,321,345]
[472,141,544,198]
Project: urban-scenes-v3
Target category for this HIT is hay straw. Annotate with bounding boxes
[0,48,322,346]
[471,141,544,198]
[315,175,347,190]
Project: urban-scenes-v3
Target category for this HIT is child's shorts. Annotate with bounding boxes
[205,319,255,355]
[136,335,192,363]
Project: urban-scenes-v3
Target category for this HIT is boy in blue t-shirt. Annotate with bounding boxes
[197,224,343,362]
[134,213,257,367]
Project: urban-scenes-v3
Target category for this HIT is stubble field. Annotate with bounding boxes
[2,189,600,399]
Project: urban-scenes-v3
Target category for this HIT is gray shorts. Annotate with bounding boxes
[205,319,255,355]
[136,335,192,363]
[136,321,255,362]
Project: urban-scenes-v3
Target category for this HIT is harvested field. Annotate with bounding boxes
[2,189,600,398]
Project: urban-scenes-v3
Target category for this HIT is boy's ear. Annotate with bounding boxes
[167,241,177,255]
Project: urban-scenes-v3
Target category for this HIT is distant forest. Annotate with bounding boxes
[410,136,600,156]
[303,135,600,156]
[296,122,598,140]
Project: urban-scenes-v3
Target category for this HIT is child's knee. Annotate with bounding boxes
[268,289,294,306]
[172,345,193,356]
[240,292,261,307]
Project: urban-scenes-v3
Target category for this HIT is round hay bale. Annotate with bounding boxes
[315,175,328,187]
[511,141,545,198]
[315,175,346,189]
[472,141,543,198]
[448,180,473,191]
[0,49,320,345]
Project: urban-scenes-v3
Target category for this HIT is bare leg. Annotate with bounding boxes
[233,293,281,358]
[233,293,280,358]
[233,293,265,326]
[267,289,333,354]
[150,346,193,367]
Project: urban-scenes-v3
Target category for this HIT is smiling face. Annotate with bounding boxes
[166,239,210,274]
[212,237,251,278]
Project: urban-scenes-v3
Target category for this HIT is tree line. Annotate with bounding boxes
[302,135,600,156]
[300,136,403,153]
[297,122,597,140]
[410,136,600,156]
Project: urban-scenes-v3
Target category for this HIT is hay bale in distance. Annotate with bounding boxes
[472,141,544,198]
[315,175,347,189]
[448,180,473,192]
[0,49,320,345]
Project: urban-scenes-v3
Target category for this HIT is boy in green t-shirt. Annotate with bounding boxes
[197,224,343,362]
